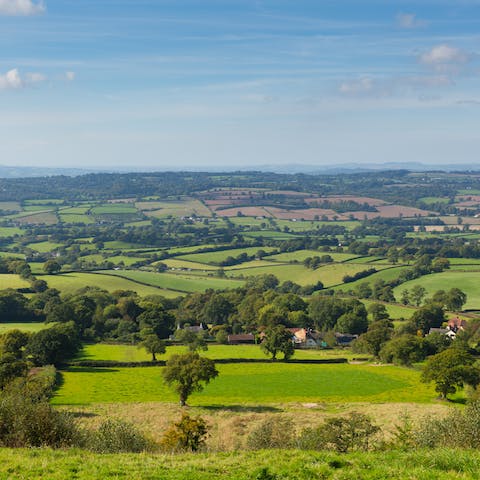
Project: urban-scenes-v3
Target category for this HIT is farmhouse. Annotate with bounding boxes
[288,328,320,349]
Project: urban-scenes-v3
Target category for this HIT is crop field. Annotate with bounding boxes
[0,201,21,211]
[178,247,277,265]
[15,212,58,225]
[108,270,243,292]
[141,199,212,218]
[0,274,32,290]
[39,272,178,297]
[393,271,480,310]
[0,322,48,334]
[53,362,436,405]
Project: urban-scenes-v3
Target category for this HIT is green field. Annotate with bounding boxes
[26,241,64,252]
[91,204,138,215]
[1,448,477,480]
[178,247,277,265]
[331,266,410,292]
[0,274,32,290]
[108,270,243,292]
[60,213,94,224]
[53,362,435,405]
[76,344,362,363]
[0,322,47,334]
[227,263,388,287]
[393,271,480,310]
[267,250,360,263]
[0,226,25,237]
[39,272,179,297]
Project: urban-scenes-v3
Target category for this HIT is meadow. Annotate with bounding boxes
[177,247,277,265]
[39,272,178,297]
[0,274,31,290]
[108,270,243,292]
[53,362,436,405]
[1,448,478,480]
[393,271,480,310]
[0,322,47,334]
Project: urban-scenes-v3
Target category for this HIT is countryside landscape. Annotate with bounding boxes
[2,170,480,477]
[3,0,480,478]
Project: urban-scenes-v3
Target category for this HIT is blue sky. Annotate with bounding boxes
[1,0,479,170]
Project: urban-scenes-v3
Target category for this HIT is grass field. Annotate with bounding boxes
[76,344,363,363]
[393,271,480,310]
[91,205,138,215]
[53,362,436,405]
[0,322,47,333]
[39,272,179,297]
[267,250,360,263]
[15,212,58,225]
[0,201,21,212]
[0,226,24,237]
[330,266,409,292]
[1,448,478,480]
[108,270,243,292]
[0,274,32,290]
[227,263,389,287]
[178,247,277,265]
[26,240,64,252]
[60,213,95,224]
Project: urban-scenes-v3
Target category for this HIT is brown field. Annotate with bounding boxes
[0,201,22,212]
[440,216,480,225]
[349,205,432,220]
[63,401,450,451]
[16,212,58,225]
[306,195,387,206]
[214,206,273,217]
[266,207,341,221]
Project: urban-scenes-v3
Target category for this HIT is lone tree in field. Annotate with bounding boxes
[261,325,294,361]
[43,259,61,275]
[139,332,165,361]
[163,352,218,406]
[421,347,480,399]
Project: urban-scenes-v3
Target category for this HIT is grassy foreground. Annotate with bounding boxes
[1,448,479,479]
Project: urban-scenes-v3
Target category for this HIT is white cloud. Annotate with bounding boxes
[419,44,470,66]
[396,13,427,29]
[25,72,46,83]
[0,69,23,90]
[65,71,76,81]
[0,68,47,90]
[0,0,45,16]
[339,77,374,95]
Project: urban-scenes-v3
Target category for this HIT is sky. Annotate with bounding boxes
[0,0,480,170]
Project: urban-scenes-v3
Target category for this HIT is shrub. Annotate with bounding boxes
[246,417,295,450]
[160,413,209,452]
[87,419,153,453]
[297,413,380,453]
[0,386,79,448]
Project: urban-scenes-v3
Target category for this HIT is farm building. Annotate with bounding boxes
[288,328,321,349]
[227,333,256,345]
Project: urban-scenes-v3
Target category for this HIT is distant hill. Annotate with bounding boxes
[0,165,101,178]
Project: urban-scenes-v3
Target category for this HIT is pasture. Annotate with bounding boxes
[0,274,32,290]
[267,250,360,263]
[0,322,47,334]
[39,272,179,297]
[108,270,242,292]
[53,362,436,405]
[178,247,277,265]
[140,199,212,218]
[393,271,480,310]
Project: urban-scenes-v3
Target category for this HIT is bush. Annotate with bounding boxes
[297,413,380,453]
[246,417,295,450]
[87,419,153,453]
[413,401,480,449]
[0,386,79,448]
[160,413,209,452]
